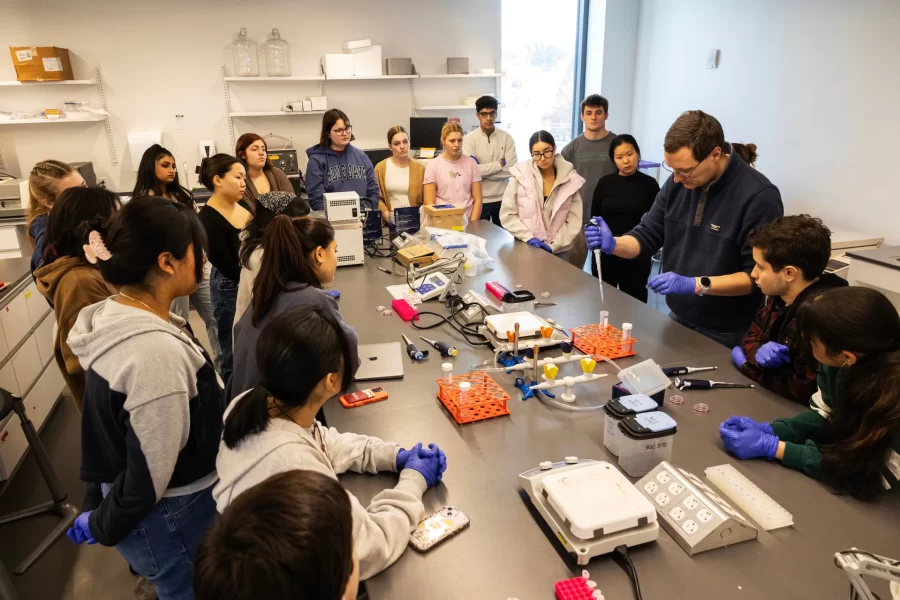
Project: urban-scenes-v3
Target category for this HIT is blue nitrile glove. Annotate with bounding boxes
[756,342,791,368]
[527,238,552,252]
[647,272,696,296]
[723,415,774,436]
[326,289,340,299]
[719,422,780,460]
[396,448,410,470]
[403,443,443,488]
[585,218,616,254]
[426,443,448,481]
[66,511,96,545]
[731,346,748,369]
[500,158,507,167]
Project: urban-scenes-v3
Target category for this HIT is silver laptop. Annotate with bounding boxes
[354,342,405,381]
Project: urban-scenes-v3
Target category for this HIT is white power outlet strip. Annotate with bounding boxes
[705,464,793,530]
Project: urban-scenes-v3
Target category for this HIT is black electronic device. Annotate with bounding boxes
[409,117,447,150]
[266,148,299,175]
[363,148,392,166]
[70,162,97,187]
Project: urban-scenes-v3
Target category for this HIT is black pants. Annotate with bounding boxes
[591,253,652,304]
[480,202,502,225]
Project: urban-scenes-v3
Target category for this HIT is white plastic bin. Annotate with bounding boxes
[617,359,671,397]
[617,411,677,477]
[603,394,658,456]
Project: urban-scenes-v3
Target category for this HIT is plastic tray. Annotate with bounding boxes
[570,323,637,360]
[555,576,597,600]
[435,372,510,424]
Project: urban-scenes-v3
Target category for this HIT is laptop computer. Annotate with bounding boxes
[354,342,405,381]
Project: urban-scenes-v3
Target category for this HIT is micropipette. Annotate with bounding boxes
[589,218,605,304]
[675,378,754,390]
[419,336,458,358]
[401,334,429,361]
[662,366,718,377]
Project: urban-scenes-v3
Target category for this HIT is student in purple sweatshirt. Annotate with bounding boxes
[306,109,379,211]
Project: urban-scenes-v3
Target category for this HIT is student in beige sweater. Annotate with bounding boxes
[213,305,447,580]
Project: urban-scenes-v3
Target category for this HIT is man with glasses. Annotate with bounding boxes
[562,95,617,269]
[586,110,783,347]
[462,96,517,225]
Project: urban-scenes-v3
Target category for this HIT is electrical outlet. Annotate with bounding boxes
[683,495,700,510]
[682,520,699,535]
[668,506,686,521]
[668,482,685,495]
[655,492,670,507]
[656,471,671,484]
[697,508,714,523]
[97,177,108,188]
[643,481,658,494]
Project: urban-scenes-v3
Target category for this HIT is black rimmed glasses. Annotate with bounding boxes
[531,148,554,160]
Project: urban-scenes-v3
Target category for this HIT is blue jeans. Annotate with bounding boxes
[669,312,745,348]
[115,487,217,600]
[210,267,237,383]
[480,201,501,225]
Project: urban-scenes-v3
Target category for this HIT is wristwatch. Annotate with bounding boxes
[698,276,712,296]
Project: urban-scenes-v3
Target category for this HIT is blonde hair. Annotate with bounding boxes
[387,125,408,146]
[440,121,464,142]
[27,160,75,235]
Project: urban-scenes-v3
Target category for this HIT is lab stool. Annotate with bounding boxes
[0,387,78,574]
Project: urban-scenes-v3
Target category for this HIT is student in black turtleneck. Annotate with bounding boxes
[590,134,659,302]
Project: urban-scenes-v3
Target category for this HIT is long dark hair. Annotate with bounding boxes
[222,306,353,449]
[251,216,334,326]
[200,153,242,192]
[132,144,194,208]
[318,109,354,147]
[239,192,310,269]
[43,187,120,264]
[97,195,207,288]
[235,133,272,173]
[796,286,900,500]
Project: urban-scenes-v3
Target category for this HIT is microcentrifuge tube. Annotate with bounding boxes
[582,570,591,580]
[442,363,454,384]
[586,580,598,589]
[541,291,551,298]
[622,322,633,352]
[600,310,609,328]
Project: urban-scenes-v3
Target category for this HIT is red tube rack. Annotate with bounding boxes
[435,372,511,424]
[570,323,637,360]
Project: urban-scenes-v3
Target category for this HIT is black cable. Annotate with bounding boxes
[613,545,643,600]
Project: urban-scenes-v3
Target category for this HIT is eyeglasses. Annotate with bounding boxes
[477,111,497,118]
[332,126,352,136]
[531,149,554,159]
[662,153,710,180]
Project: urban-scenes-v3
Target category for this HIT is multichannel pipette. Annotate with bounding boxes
[401,334,429,361]
[419,336,458,358]
[674,378,754,390]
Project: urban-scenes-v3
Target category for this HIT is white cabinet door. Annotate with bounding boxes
[0,292,33,351]
[0,414,27,480]
[0,361,19,397]
[12,337,41,398]
[0,319,9,364]
[34,314,55,367]
[24,282,50,326]
[26,364,65,431]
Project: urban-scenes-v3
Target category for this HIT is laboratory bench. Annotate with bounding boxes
[324,221,900,600]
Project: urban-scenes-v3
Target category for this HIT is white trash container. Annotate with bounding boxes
[603,394,658,456]
[617,411,677,477]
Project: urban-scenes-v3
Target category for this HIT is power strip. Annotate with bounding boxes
[705,464,793,530]
[459,290,499,324]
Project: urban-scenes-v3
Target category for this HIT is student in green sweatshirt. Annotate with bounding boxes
[720,286,900,500]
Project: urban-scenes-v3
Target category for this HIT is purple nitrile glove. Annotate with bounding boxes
[66,511,96,545]
[403,443,443,488]
[396,448,410,471]
[427,443,448,481]
[326,289,340,300]
[470,155,480,164]
[723,415,774,435]
[731,346,747,369]
[585,218,616,254]
[500,158,507,167]
[756,342,791,368]
[647,272,697,296]
[527,238,552,252]
[719,422,780,460]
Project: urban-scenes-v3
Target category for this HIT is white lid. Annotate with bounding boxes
[442,363,453,371]
[622,322,633,329]
[459,382,471,391]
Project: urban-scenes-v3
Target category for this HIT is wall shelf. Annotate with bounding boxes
[0,115,107,125]
[418,73,504,79]
[417,104,504,111]
[325,74,418,80]
[223,75,325,82]
[229,110,326,117]
[0,79,97,87]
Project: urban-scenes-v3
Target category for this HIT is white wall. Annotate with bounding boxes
[0,0,501,191]
[584,0,640,138]
[631,0,900,241]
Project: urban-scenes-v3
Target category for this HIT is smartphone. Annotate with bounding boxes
[409,506,470,552]
[339,387,388,408]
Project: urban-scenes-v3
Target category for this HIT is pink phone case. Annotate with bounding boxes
[391,298,420,322]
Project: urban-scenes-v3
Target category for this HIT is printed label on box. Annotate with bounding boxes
[15,50,32,62]
[42,57,63,72]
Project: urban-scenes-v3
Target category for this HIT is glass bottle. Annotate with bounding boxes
[263,28,291,77]
[231,28,259,77]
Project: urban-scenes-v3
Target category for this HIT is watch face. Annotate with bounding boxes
[701,277,712,287]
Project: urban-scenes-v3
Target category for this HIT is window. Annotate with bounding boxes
[501,0,582,155]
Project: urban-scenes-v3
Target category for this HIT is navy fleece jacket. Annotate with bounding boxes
[627,155,783,332]
[305,144,378,210]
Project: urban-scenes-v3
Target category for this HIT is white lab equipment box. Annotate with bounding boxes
[34,314,55,367]
[603,394,658,456]
[12,337,42,397]
[352,45,382,76]
[322,54,354,78]
[333,221,365,267]
[617,412,677,477]
[1,292,32,350]
[324,191,361,222]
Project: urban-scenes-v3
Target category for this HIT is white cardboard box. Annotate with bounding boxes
[343,39,372,53]
[322,54,354,78]
[309,96,327,111]
[353,45,382,77]
[302,100,312,112]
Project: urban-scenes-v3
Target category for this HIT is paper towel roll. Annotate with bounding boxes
[128,131,162,172]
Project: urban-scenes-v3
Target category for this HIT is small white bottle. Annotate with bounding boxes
[458,381,471,419]
[442,363,454,384]
[622,322,633,352]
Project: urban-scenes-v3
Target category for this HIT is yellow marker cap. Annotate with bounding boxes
[543,364,560,380]
[580,358,597,374]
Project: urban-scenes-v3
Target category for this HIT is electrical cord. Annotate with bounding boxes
[409,290,492,346]
[613,545,643,600]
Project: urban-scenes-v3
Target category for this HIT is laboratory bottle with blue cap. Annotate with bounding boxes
[263,28,291,77]
[232,28,259,77]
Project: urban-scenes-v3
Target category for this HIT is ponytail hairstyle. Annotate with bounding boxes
[222,305,353,449]
[796,286,900,500]
[251,216,335,326]
[27,159,76,233]
[94,195,207,288]
[43,187,120,264]
[200,153,242,192]
[132,144,194,208]
[239,191,310,269]
[730,142,758,167]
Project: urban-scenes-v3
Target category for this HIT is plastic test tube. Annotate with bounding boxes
[442,363,453,384]
[600,310,609,329]
[458,382,471,419]
[622,322,633,352]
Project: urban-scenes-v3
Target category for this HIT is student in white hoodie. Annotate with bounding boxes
[500,130,584,257]
[213,305,447,580]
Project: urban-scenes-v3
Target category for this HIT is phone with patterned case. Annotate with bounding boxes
[408,506,470,552]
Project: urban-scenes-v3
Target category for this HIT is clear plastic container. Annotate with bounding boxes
[617,358,671,397]
[232,28,259,77]
[603,394,658,456]
[617,411,677,477]
[263,28,291,77]
[458,382,471,419]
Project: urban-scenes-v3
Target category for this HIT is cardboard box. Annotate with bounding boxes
[9,46,74,81]
[309,96,327,111]
[397,244,437,267]
[447,57,469,75]
[302,100,312,112]
[386,57,413,76]
[342,39,372,53]
[352,45,382,77]
[322,54,354,78]
[423,204,465,230]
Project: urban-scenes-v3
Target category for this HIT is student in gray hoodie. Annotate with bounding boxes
[230,214,357,400]
[214,306,447,580]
